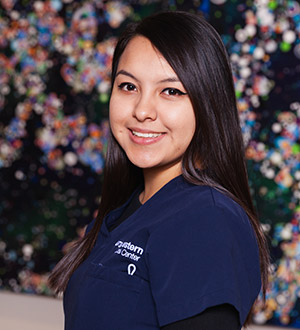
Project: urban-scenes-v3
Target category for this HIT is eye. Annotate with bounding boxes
[162,88,187,96]
[117,82,137,92]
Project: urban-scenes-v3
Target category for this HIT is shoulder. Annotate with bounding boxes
[180,179,246,215]
[154,179,252,237]
[146,179,260,266]
[84,218,96,235]
[159,175,245,216]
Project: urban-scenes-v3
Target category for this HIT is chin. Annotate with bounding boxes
[130,162,158,169]
[125,153,158,168]
[127,158,159,169]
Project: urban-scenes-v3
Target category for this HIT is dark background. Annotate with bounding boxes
[0,0,300,327]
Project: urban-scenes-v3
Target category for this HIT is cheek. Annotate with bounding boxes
[167,106,196,141]
[109,94,123,132]
[177,112,196,151]
[109,88,133,127]
[183,104,196,135]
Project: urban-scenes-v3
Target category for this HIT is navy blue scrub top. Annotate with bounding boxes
[63,175,261,330]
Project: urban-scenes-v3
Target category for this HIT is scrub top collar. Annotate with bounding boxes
[100,186,142,237]
[100,174,185,237]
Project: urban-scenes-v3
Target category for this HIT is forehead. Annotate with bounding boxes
[117,36,177,80]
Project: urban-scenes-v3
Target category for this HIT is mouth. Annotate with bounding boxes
[131,130,163,138]
[128,128,166,145]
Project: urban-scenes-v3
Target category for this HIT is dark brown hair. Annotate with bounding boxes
[48,11,269,326]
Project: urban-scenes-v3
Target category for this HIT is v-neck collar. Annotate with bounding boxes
[100,174,184,237]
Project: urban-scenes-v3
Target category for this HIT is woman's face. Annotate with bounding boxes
[109,36,196,175]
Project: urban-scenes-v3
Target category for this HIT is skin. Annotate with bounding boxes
[109,36,196,203]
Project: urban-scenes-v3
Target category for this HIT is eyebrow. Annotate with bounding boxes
[116,70,138,81]
[115,69,181,84]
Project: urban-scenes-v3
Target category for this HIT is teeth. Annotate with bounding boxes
[132,131,162,138]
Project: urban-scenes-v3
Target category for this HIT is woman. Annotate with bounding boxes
[49,11,269,329]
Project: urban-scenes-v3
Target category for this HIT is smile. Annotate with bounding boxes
[132,131,163,138]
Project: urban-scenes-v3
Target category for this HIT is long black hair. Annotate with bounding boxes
[49,11,269,326]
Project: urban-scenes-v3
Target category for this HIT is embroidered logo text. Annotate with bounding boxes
[114,240,144,261]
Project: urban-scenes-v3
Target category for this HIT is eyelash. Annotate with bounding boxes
[162,88,187,96]
[118,82,136,92]
[117,83,187,97]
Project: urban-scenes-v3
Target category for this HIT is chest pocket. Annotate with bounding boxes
[76,262,146,330]
[87,262,145,291]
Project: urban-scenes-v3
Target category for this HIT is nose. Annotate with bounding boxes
[133,92,157,122]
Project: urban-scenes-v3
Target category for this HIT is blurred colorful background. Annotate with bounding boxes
[0,0,299,327]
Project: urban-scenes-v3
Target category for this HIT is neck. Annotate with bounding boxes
[140,163,182,204]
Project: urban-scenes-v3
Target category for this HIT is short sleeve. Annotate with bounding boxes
[145,206,261,327]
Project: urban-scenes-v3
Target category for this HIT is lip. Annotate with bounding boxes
[129,127,164,134]
[128,128,166,145]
